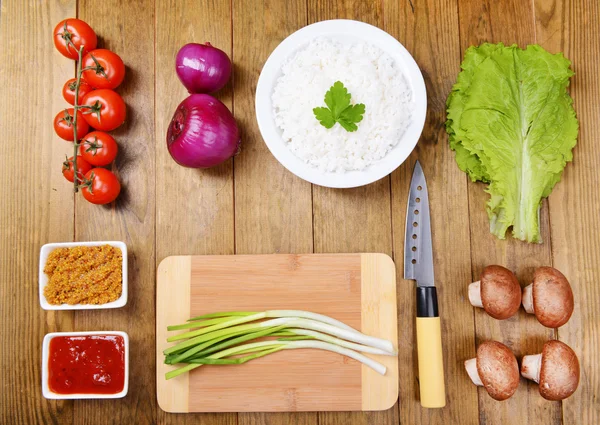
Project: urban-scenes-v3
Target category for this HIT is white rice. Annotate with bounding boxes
[272,37,413,173]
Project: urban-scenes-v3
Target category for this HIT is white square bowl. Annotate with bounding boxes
[42,331,129,399]
[39,241,127,310]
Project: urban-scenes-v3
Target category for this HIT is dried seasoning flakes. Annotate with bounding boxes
[43,245,122,305]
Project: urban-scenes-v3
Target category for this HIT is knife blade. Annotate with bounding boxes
[404,160,446,409]
[404,160,435,287]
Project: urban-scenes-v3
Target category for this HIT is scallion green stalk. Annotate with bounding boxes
[169,316,393,353]
[279,328,396,355]
[163,310,395,380]
[187,311,258,321]
[167,316,237,331]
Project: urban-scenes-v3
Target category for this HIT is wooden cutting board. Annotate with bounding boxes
[156,253,398,413]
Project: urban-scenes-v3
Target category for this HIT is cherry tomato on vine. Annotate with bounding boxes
[62,156,92,183]
[53,19,97,60]
[79,131,118,166]
[81,89,126,131]
[53,108,90,141]
[81,168,121,205]
[82,49,125,89]
[62,78,94,105]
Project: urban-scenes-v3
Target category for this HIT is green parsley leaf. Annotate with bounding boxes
[340,103,366,121]
[313,107,336,129]
[314,81,366,132]
[337,119,358,132]
[325,81,351,118]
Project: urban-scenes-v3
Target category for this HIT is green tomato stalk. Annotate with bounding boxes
[71,45,85,193]
[64,40,100,193]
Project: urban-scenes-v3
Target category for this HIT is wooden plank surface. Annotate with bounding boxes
[156,254,398,412]
[156,256,192,413]
[1,0,599,423]
[456,2,561,424]
[0,1,76,424]
[73,1,157,424]
[535,0,600,424]
[384,0,481,424]
[307,1,398,424]
[155,1,236,425]
[232,0,314,423]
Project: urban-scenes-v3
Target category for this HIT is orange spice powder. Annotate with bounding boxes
[43,245,122,305]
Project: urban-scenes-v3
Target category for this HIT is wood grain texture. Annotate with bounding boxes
[0,1,76,424]
[360,254,398,411]
[232,0,313,423]
[385,0,480,423]
[156,256,191,413]
[156,254,398,412]
[456,1,561,424]
[312,184,396,425]
[2,0,600,423]
[307,0,398,423]
[232,0,313,257]
[155,0,236,424]
[534,0,600,423]
[74,1,157,424]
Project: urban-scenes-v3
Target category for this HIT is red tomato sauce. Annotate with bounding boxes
[48,335,125,395]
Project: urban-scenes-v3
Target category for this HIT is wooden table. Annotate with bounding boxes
[1,0,598,424]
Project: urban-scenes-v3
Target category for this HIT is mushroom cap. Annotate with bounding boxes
[480,265,521,320]
[476,341,520,401]
[539,340,580,400]
[532,267,574,328]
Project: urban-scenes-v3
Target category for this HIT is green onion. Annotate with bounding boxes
[187,311,258,321]
[163,310,395,380]
[181,310,356,332]
[166,363,201,380]
[168,325,286,364]
[164,322,272,354]
[188,347,283,365]
[168,316,393,353]
[277,328,395,355]
[167,316,237,331]
[276,335,315,341]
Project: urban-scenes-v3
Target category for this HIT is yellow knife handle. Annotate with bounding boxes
[416,286,446,408]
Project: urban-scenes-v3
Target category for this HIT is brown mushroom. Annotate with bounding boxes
[522,267,574,328]
[468,265,521,320]
[521,340,580,400]
[464,341,520,401]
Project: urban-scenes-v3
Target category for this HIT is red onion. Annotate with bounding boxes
[167,94,240,168]
[175,43,232,93]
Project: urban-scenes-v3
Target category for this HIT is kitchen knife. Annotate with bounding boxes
[404,160,446,408]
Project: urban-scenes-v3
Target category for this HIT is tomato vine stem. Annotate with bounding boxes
[72,45,85,193]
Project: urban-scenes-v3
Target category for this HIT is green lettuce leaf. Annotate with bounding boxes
[446,43,578,243]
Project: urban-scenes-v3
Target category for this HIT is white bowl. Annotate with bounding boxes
[255,19,427,188]
[39,241,128,310]
[42,331,129,399]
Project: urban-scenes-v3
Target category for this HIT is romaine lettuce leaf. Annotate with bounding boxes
[446,43,578,243]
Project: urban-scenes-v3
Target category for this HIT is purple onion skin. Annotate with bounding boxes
[176,43,232,94]
[167,94,240,168]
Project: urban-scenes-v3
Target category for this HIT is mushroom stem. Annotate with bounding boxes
[522,284,534,313]
[464,358,483,386]
[521,354,542,383]
[468,281,483,308]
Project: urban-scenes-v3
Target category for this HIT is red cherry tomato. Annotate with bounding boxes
[62,156,92,183]
[53,108,90,141]
[82,49,125,89]
[81,89,126,131]
[62,78,94,105]
[53,19,97,60]
[79,131,118,166]
[81,168,121,205]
